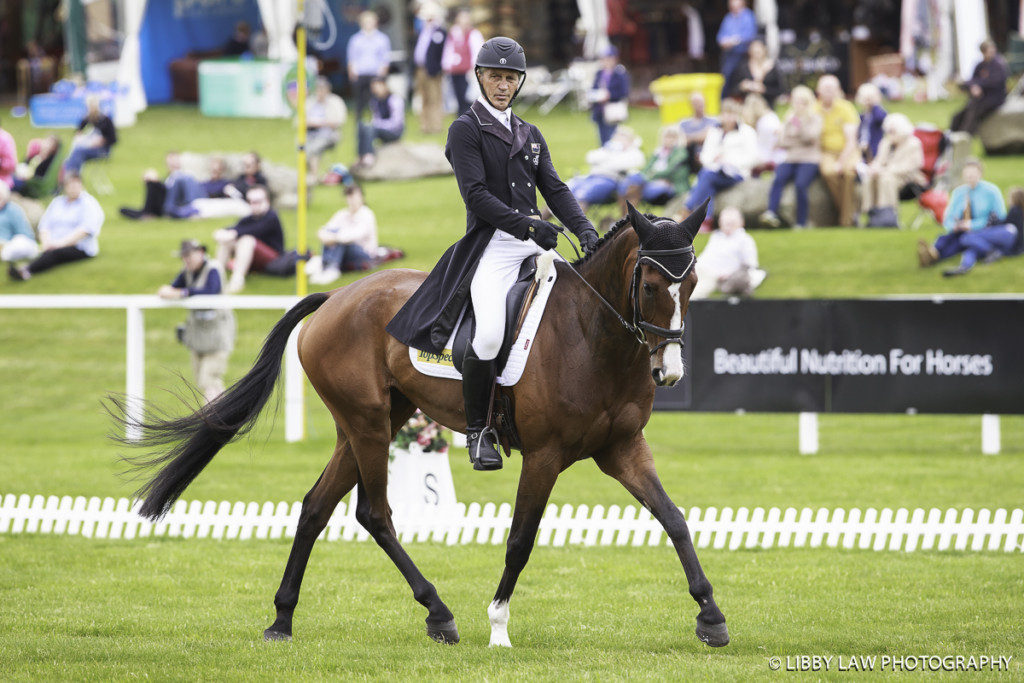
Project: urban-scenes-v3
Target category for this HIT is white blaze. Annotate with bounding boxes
[662,283,685,383]
[488,600,512,647]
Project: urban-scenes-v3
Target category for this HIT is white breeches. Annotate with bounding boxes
[1,234,40,262]
[469,231,546,360]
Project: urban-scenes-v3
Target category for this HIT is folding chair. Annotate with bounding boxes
[903,126,949,229]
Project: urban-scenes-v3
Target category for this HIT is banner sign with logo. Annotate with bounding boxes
[654,299,1024,414]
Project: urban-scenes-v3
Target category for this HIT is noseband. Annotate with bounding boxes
[630,245,695,354]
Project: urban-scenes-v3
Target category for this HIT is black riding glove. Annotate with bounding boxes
[578,228,599,255]
[527,220,560,251]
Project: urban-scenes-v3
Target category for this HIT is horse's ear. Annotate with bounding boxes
[626,201,656,243]
[678,199,709,244]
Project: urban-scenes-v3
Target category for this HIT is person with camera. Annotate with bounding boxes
[159,239,236,404]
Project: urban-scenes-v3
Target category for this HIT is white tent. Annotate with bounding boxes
[112,0,298,126]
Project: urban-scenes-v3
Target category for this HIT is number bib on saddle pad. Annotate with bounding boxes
[409,252,558,386]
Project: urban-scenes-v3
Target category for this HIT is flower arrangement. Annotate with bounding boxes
[393,410,448,454]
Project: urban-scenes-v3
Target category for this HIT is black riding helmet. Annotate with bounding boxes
[475,37,527,108]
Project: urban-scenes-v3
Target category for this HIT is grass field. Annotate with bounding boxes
[1,99,1023,679]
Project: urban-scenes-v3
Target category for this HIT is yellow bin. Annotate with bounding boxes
[649,73,725,125]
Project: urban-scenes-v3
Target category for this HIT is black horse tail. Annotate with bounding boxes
[111,292,330,521]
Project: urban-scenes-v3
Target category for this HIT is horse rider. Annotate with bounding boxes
[387,37,599,471]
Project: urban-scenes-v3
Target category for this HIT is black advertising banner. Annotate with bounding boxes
[654,299,1024,414]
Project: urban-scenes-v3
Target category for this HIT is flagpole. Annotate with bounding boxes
[296,0,309,299]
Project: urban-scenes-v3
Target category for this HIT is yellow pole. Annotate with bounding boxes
[296,0,309,299]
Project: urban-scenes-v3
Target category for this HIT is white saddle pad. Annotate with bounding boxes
[409,252,557,386]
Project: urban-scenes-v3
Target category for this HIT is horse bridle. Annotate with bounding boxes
[558,236,696,356]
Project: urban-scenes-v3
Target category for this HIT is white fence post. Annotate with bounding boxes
[125,306,145,441]
[982,414,1001,455]
[799,412,819,455]
[284,323,304,443]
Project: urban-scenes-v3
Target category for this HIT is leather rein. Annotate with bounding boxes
[556,232,695,356]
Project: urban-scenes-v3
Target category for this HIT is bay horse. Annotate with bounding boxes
[119,202,728,649]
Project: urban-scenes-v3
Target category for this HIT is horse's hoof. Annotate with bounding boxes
[695,619,729,647]
[264,628,292,642]
[426,619,460,644]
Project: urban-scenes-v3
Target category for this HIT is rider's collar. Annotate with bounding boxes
[476,97,513,131]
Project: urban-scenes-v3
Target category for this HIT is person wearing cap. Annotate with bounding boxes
[589,45,630,145]
[386,37,599,472]
[159,240,236,404]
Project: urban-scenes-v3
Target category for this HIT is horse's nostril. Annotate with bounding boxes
[652,368,662,383]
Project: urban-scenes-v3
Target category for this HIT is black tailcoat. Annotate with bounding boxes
[386,100,594,353]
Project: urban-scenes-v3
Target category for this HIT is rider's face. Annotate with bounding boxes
[479,68,520,110]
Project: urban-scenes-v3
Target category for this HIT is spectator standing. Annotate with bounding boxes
[347,11,391,127]
[717,0,758,99]
[951,40,1008,135]
[413,3,447,135]
[442,8,484,115]
[860,113,925,228]
[308,185,378,285]
[742,93,782,174]
[63,96,116,175]
[589,46,631,145]
[729,39,782,103]
[917,160,1009,275]
[9,175,102,281]
[158,239,236,404]
[0,182,39,267]
[682,99,757,220]
[691,207,764,300]
[761,85,822,229]
[677,92,718,177]
[619,127,690,207]
[0,116,16,188]
[816,75,859,227]
[214,186,285,293]
[12,135,61,198]
[305,77,347,182]
[854,83,887,161]
[357,78,406,168]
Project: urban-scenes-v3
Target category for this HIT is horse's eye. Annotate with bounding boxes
[642,283,654,296]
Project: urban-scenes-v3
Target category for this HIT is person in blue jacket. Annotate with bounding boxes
[917,159,1015,275]
[589,46,630,145]
[717,0,758,99]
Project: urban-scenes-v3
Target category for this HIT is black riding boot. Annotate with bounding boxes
[462,355,503,471]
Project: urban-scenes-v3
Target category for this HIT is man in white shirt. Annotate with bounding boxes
[309,185,378,284]
[691,206,765,299]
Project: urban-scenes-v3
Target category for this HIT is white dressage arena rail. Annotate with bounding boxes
[2,493,1022,553]
[0,294,304,442]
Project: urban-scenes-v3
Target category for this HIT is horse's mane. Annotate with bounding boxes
[571,212,663,267]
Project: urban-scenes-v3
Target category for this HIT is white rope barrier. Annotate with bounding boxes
[2,493,1022,552]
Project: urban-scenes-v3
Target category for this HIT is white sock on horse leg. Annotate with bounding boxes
[488,599,512,647]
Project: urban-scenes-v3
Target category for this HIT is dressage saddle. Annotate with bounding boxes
[451,255,540,375]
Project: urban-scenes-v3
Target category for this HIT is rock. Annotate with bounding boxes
[10,193,45,228]
[353,142,453,182]
[978,98,1024,154]
[179,152,299,209]
[664,175,854,228]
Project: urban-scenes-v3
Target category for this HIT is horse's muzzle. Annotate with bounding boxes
[651,367,681,387]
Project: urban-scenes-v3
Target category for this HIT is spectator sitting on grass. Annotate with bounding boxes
[307,185,378,285]
[158,239,236,404]
[12,135,61,198]
[691,206,765,300]
[0,115,16,189]
[306,77,347,182]
[228,152,270,200]
[566,126,645,211]
[0,182,39,267]
[760,85,822,229]
[854,83,887,162]
[859,113,925,228]
[9,174,102,281]
[679,99,757,221]
[214,185,284,293]
[618,126,689,208]
[356,78,405,169]
[63,96,117,176]
[677,92,718,176]
[917,159,1011,276]
[120,151,205,220]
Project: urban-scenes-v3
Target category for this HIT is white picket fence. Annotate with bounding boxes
[2,493,1023,552]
